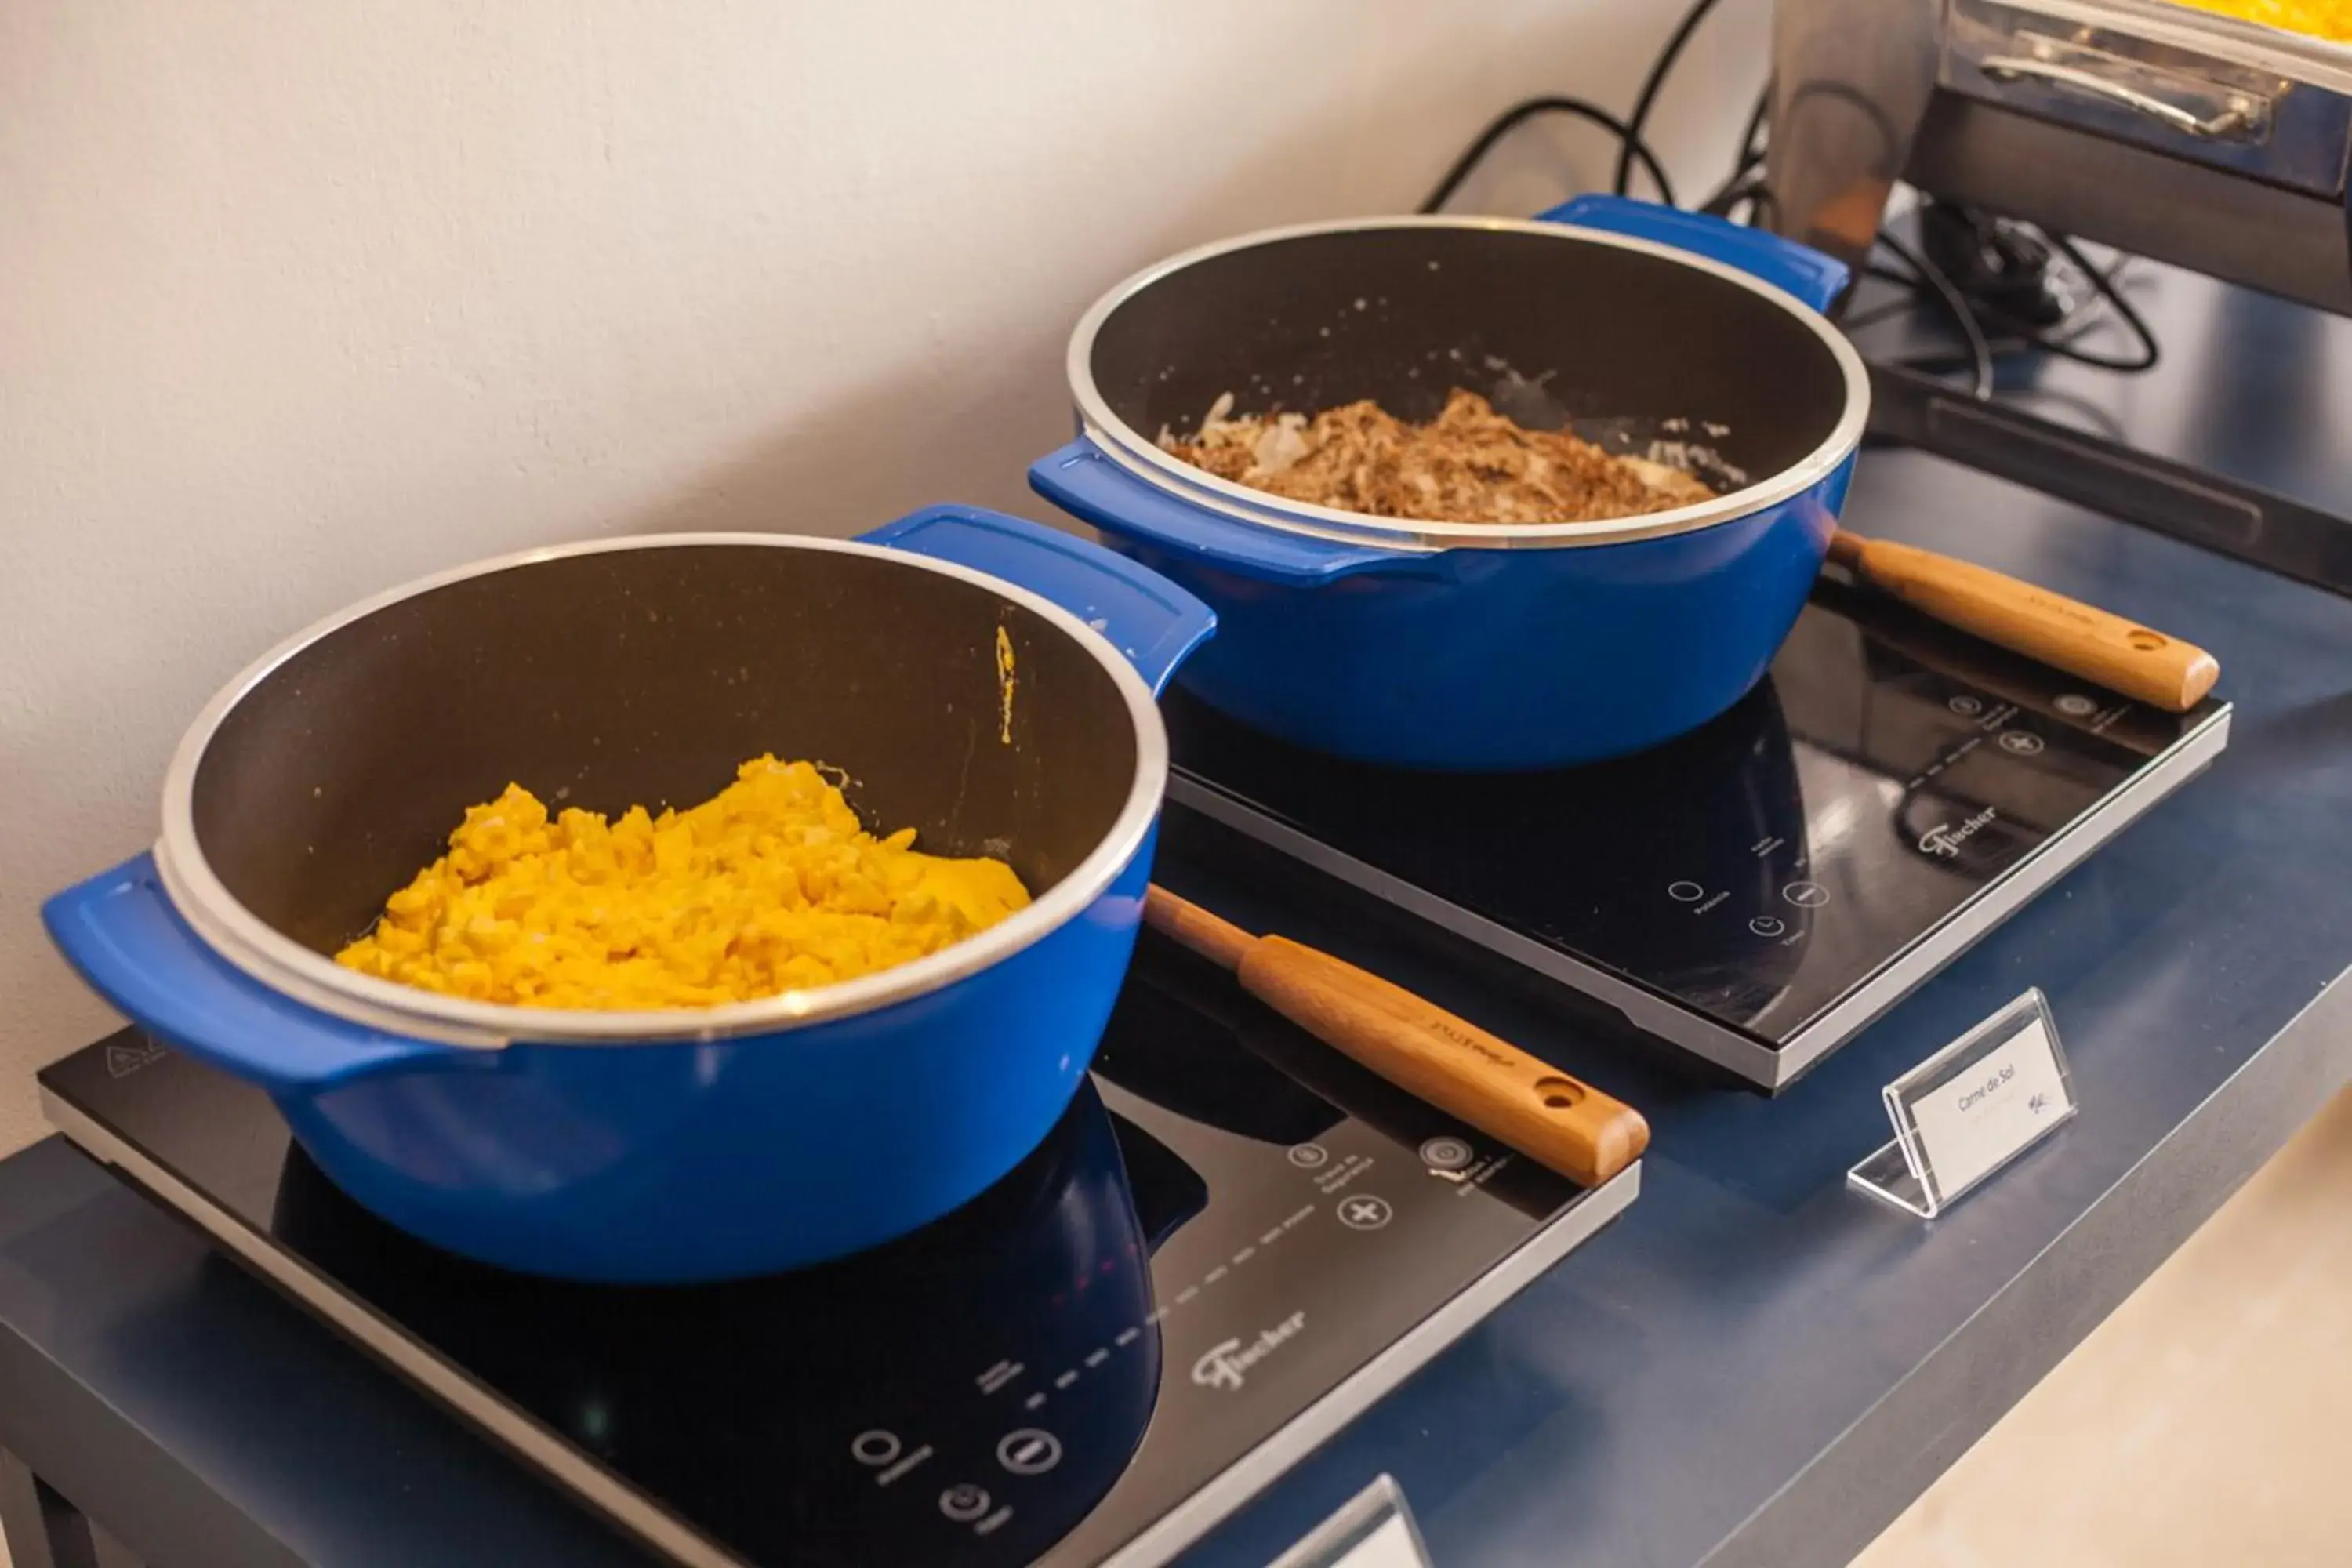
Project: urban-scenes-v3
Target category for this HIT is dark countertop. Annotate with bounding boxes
[1848,239,2352,528]
[1178,442,2352,1568]
[5,271,2351,1568]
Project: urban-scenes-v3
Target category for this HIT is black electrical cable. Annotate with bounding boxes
[1864,226,2160,379]
[1695,180,1751,217]
[1418,96,1675,214]
[2031,234,2161,374]
[1696,81,1774,219]
[1737,83,1772,169]
[1613,0,1727,198]
[1414,12,2162,393]
[1699,177,1777,228]
[1874,228,1994,400]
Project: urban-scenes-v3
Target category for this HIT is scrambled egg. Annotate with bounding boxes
[2173,0,2351,41]
[334,757,1031,1009]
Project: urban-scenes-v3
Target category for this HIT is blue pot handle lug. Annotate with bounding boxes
[1029,438,1408,591]
[863,503,1215,695]
[43,853,481,1095]
[1538,194,1851,315]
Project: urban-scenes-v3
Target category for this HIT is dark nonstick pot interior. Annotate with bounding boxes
[1087,223,1851,489]
[188,543,1139,956]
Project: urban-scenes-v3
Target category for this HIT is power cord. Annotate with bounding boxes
[1697,82,1773,215]
[2023,234,2161,375]
[1859,216,2160,388]
[1417,96,1675,214]
[1613,0,1730,199]
[1417,14,2163,397]
[1919,203,2070,328]
[1871,229,1996,401]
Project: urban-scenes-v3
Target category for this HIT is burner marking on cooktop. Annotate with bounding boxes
[1145,1307,1171,1326]
[1283,1204,1316,1230]
[1083,1348,1111,1369]
[975,1506,1014,1537]
[1204,1265,1230,1285]
[1053,1370,1080,1390]
[1176,1286,1202,1305]
[1023,1392,1047,1411]
[1232,1245,1257,1265]
[1115,1327,1141,1348]
[1260,1226,1284,1246]
[875,1445,933,1487]
[975,1359,1022,1395]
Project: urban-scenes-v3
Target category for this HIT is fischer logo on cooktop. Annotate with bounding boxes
[1191,1312,1307,1392]
[1919,807,1999,860]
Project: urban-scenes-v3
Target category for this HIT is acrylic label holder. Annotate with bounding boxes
[1267,1475,1433,1568]
[1849,989,2077,1219]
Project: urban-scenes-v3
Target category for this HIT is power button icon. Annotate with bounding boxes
[940,1483,991,1523]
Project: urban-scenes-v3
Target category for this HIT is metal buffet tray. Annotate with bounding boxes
[1770,0,2352,314]
[2044,0,2352,87]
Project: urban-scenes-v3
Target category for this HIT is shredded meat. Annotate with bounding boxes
[1158,387,1715,525]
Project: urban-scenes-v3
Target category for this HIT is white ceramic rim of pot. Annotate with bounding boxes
[1065,214,1872,552]
[153,532,1170,1051]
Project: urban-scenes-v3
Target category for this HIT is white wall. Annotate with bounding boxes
[0,0,1768,1155]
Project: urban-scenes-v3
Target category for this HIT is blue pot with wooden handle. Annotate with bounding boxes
[45,510,1215,1283]
[1032,194,1868,772]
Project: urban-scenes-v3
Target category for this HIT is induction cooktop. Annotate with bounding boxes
[38,938,1637,1568]
[1163,575,2231,1091]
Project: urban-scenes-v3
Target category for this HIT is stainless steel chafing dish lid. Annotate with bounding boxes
[1769,0,2352,315]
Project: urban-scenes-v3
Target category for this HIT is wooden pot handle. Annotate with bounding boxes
[1828,531,2219,713]
[1144,887,1648,1186]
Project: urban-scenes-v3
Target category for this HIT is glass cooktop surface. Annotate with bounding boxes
[1164,576,2230,1088]
[38,938,1637,1568]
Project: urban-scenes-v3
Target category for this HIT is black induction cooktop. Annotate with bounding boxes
[1164,575,2231,1091]
[37,938,1637,1568]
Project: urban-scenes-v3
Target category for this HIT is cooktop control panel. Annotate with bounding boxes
[39,938,1636,1568]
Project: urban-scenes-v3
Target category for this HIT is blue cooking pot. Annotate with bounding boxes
[44,509,1214,1283]
[1031,194,1869,771]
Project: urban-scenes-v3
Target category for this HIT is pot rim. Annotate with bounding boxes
[153,531,1169,1050]
[1065,214,1871,552]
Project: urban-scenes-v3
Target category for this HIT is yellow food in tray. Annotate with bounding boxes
[336,757,1031,1009]
[2170,0,2352,42]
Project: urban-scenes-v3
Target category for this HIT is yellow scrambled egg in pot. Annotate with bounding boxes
[335,756,1032,1009]
[2174,0,2351,41]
